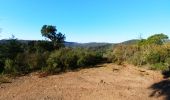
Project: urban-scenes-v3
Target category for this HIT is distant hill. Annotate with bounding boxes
[0,39,32,44]
[121,39,170,45]
[0,39,113,48]
[1,39,168,48]
[65,42,113,48]
[120,39,140,45]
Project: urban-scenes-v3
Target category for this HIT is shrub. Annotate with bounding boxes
[15,52,49,73]
[4,39,24,60]
[46,49,70,73]
[45,48,103,74]
[150,63,169,71]
[104,48,116,63]
[3,52,49,75]
[77,52,95,67]
[113,45,125,64]
[27,41,54,53]
[105,45,139,65]
[165,57,170,66]
[76,48,103,67]
[146,51,160,64]
[27,53,49,71]
[105,42,170,71]
[129,51,146,66]
[4,59,18,75]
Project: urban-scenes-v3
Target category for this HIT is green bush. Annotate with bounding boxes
[76,48,103,67]
[105,42,170,71]
[150,63,169,71]
[104,48,116,63]
[113,45,125,64]
[105,45,139,65]
[77,53,94,67]
[15,52,49,73]
[128,51,146,66]
[4,59,18,75]
[146,52,160,64]
[27,53,49,71]
[3,52,49,75]
[27,41,54,53]
[46,48,76,73]
[3,39,24,60]
[45,48,103,74]
[165,57,170,66]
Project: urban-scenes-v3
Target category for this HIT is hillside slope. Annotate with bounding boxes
[0,63,167,100]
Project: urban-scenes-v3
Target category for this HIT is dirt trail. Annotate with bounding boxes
[0,63,166,100]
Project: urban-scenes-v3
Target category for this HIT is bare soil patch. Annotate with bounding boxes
[0,63,165,100]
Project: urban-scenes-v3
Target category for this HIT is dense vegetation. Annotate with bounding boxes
[0,25,170,77]
[0,25,105,76]
[106,33,170,71]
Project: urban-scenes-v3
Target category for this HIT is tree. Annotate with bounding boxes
[147,33,168,45]
[138,33,169,46]
[0,36,24,73]
[41,25,66,49]
[3,37,23,60]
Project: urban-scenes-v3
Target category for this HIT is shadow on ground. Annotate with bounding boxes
[162,70,170,79]
[150,71,170,100]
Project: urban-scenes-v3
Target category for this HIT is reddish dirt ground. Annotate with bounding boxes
[0,63,166,100]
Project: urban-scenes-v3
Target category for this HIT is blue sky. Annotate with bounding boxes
[0,0,170,43]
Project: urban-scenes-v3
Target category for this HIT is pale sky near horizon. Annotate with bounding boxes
[0,0,170,43]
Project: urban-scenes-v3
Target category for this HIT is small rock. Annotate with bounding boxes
[100,80,107,84]
[100,80,104,83]
[113,68,119,72]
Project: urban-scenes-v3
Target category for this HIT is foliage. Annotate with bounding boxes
[45,48,103,73]
[147,33,168,45]
[0,38,106,75]
[27,41,54,53]
[76,48,103,67]
[128,51,147,66]
[150,63,169,71]
[0,39,24,60]
[41,25,66,49]
[46,48,77,73]
[4,59,18,75]
[165,57,170,66]
[27,53,49,71]
[1,32,170,76]
[106,44,139,64]
[0,39,24,74]
[106,33,170,71]
[139,33,168,46]
[0,25,109,76]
